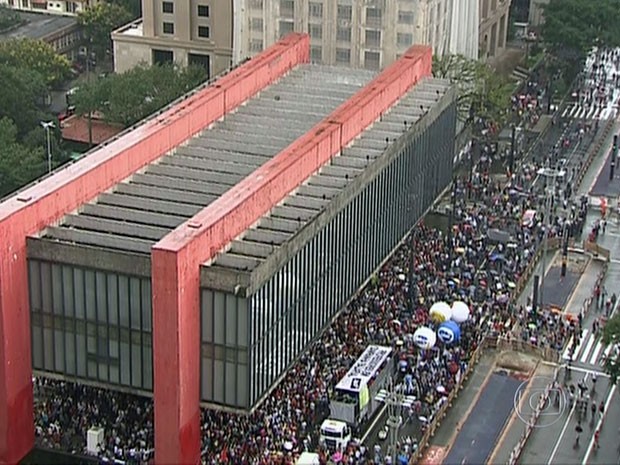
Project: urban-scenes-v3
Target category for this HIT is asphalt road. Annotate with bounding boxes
[518,207,620,465]
[443,371,522,465]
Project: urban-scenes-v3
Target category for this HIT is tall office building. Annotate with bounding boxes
[235,0,454,69]
[113,0,507,77]
[113,0,234,76]
[0,0,99,15]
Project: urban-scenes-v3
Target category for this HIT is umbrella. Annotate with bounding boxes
[332,451,343,462]
[398,273,406,281]
[284,441,293,451]
[507,281,516,289]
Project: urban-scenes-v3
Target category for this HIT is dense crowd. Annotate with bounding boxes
[32,51,614,465]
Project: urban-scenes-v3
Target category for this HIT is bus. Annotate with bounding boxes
[328,345,395,427]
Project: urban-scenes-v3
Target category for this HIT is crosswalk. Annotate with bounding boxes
[561,329,616,366]
[561,103,617,120]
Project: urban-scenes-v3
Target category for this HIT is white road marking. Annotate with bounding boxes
[581,384,617,464]
[573,329,589,360]
[580,335,596,363]
[589,341,604,365]
[547,373,590,464]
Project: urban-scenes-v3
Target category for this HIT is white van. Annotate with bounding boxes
[296,452,320,465]
[319,419,351,451]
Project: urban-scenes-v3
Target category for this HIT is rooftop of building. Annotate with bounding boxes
[200,77,453,293]
[0,11,77,41]
[112,18,143,37]
[35,64,376,255]
[61,115,124,145]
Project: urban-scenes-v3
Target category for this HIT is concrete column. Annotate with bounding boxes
[152,247,201,465]
[0,233,34,465]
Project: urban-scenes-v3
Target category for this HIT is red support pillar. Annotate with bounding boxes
[0,232,34,465]
[151,246,201,465]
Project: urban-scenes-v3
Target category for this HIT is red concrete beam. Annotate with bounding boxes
[150,45,430,463]
[150,34,310,465]
[0,32,309,465]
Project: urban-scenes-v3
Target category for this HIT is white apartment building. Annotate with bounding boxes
[113,0,507,77]
[234,0,457,69]
[0,0,99,16]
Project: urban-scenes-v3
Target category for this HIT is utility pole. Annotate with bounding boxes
[610,134,618,181]
[375,379,415,462]
[40,121,55,173]
[86,37,93,148]
[447,177,458,261]
[537,167,565,308]
[509,124,516,174]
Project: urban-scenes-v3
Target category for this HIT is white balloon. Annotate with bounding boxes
[430,301,452,322]
[413,326,437,349]
[451,301,470,323]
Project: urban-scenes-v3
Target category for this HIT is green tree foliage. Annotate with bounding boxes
[542,0,620,61]
[72,64,208,127]
[432,54,512,126]
[0,38,71,86]
[0,64,48,138]
[0,117,46,197]
[0,5,23,32]
[602,313,620,384]
[108,0,141,19]
[78,2,133,58]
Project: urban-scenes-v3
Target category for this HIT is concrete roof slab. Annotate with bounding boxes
[40,64,377,256]
[130,172,230,196]
[44,226,153,254]
[96,193,201,217]
[158,155,257,176]
[80,204,186,229]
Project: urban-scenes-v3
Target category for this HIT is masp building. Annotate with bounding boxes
[0,33,456,465]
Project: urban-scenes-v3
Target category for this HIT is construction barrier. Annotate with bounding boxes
[583,240,611,261]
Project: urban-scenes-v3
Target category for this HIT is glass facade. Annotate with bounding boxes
[200,101,457,409]
[29,260,153,392]
[200,290,249,408]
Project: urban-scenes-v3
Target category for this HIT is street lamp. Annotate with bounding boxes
[40,121,55,173]
[375,378,416,461]
[536,166,566,308]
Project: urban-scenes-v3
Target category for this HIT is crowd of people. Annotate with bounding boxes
[32,52,614,465]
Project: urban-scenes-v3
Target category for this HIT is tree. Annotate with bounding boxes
[72,64,208,127]
[432,54,512,126]
[0,5,23,32]
[0,38,71,86]
[109,0,141,19]
[0,117,46,197]
[0,64,48,138]
[542,0,620,62]
[602,313,620,384]
[78,2,133,58]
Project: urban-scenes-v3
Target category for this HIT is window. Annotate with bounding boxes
[336,26,351,42]
[310,45,322,63]
[188,53,210,76]
[250,0,263,7]
[397,32,413,47]
[152,49,173,65]
[198,4,209,17]
[250,39,264,52]
[163,22,174,34]
[251,17,263,30]
[364,51,380,70]
[280,0,294,17]
[198,26,210,38]
[365,29,381,47]
[336,48,351,64]
[366,7,381,27]
[279,20,294,37]
[309,2,323,18]
[309,24,322,40]
[337,4,352,21]
[162,1,173,13]
[398,10,414,24]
